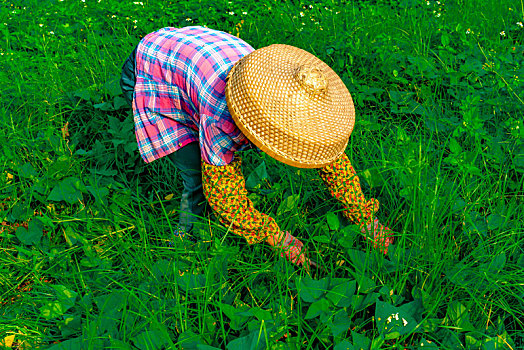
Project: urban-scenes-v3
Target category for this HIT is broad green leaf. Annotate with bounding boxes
[329,309,351,337]
[277,194,300,216]
[51,285,78,310]
[351,331,371,350]
[489,253,506,273]
[326,279,356,307]
[102,76,123,97]
[131,329,171,350]
[226,327,270,350]
[246,161,269,189]
[63,226,86,247]
[297,275,329,302]
[487,213,504,230]
[334,340,354,350]
[40,302,67,320]
[218,302,250,331]
[305,298,331,320]
[444,301,476,332]
[375,300,417,339]
[326,212,340,231]
[351,292,379,312]
[15,220,43,246]
[19,162,37,178]
[47,177,84,204]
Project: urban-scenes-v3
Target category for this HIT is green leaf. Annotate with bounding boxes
[218,302,250,331]
[334,340,354,350]
[444,300,476,332]
[277,194,300,215]
[326,279,356,307]
[449,138,462,154]
[51,285,78,310]
[326,212,340,231]
[375,300,417,339]
[19,162,37,178]
[40,302,67,320]
[305,298,331,320]
[351,331,371,350]
[15,220,43,246]
[63,226,86,247]
[489,253,506,273]
[131,328,171,350]
[360,168,384,188]
[47,177,84,204]
[297,275,329,302]
[226,327,270,350]
[487,213,504,230]
[246,161,269,189]
[103,76,123,97]
[329,309,351,337]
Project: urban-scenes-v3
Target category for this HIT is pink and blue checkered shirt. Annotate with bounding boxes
[133,26,255,166]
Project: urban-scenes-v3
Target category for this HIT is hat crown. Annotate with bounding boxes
[295,65,327,95]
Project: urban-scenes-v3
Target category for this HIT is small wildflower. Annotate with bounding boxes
[133,19,137,24]
[517,22,523,28]
[309,4,313,8]
[49,31,54,34]
[466,28,471,34]
[111,15,116,18]
[242,11,247,15]
[81,0,85,2]
[437,1,440,4]
[300,11,304,17]
[229,11,234,15]
[426,1,430,5]
[436,13,441,17]
[39,23,43,27]
[301,22,305,26]
[500,31,506,37]
[402,318,408,326]
[186,18,191,21]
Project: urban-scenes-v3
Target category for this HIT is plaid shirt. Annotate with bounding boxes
[133,26,255,166]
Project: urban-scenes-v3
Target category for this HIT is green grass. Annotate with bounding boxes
[1,0,523,349]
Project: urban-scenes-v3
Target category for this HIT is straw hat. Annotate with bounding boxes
[225,44,355,168]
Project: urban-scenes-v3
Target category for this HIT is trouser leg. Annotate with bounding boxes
[167,142,207,234]
[120,46,138,107]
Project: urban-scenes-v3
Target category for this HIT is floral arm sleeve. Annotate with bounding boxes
[318,153,379,229]
[201,156,280,244]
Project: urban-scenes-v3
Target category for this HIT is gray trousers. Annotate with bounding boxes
[120,48,206,235]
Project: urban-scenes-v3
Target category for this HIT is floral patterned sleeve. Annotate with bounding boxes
[318,153,379,229]
[202,156,280,244]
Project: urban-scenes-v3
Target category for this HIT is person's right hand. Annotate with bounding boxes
[266,231,311,269]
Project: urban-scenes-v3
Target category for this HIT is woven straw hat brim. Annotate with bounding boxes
[226,44,355,168]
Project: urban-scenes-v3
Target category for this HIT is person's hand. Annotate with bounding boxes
[361,218,394,254]
[266,231,311,269]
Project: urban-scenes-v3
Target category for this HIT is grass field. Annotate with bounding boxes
[1,0,523,349]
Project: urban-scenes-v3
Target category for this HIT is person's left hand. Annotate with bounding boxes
[267,231,311,269]
[361,218,394,254]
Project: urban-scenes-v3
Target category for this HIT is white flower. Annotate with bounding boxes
[300,11,304,17]
[517,22,523,28]
[436,13,441,17]
[242,11,247,15]
[500,31,506,36]
[186,18,192,21]
[229,11,234,15]
[111,15,116,18]
[426,1,430,5]
[402,318,408,326]
[309,5,313,8]
[133,19,137,23]
[437,1,440,4]
[466,28,471,34]
[81,0,85,2]
[49,31,54,34]
[39,23,43,27]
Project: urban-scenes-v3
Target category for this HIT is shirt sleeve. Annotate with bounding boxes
[201,156,280,244]
[318,153,379,228]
